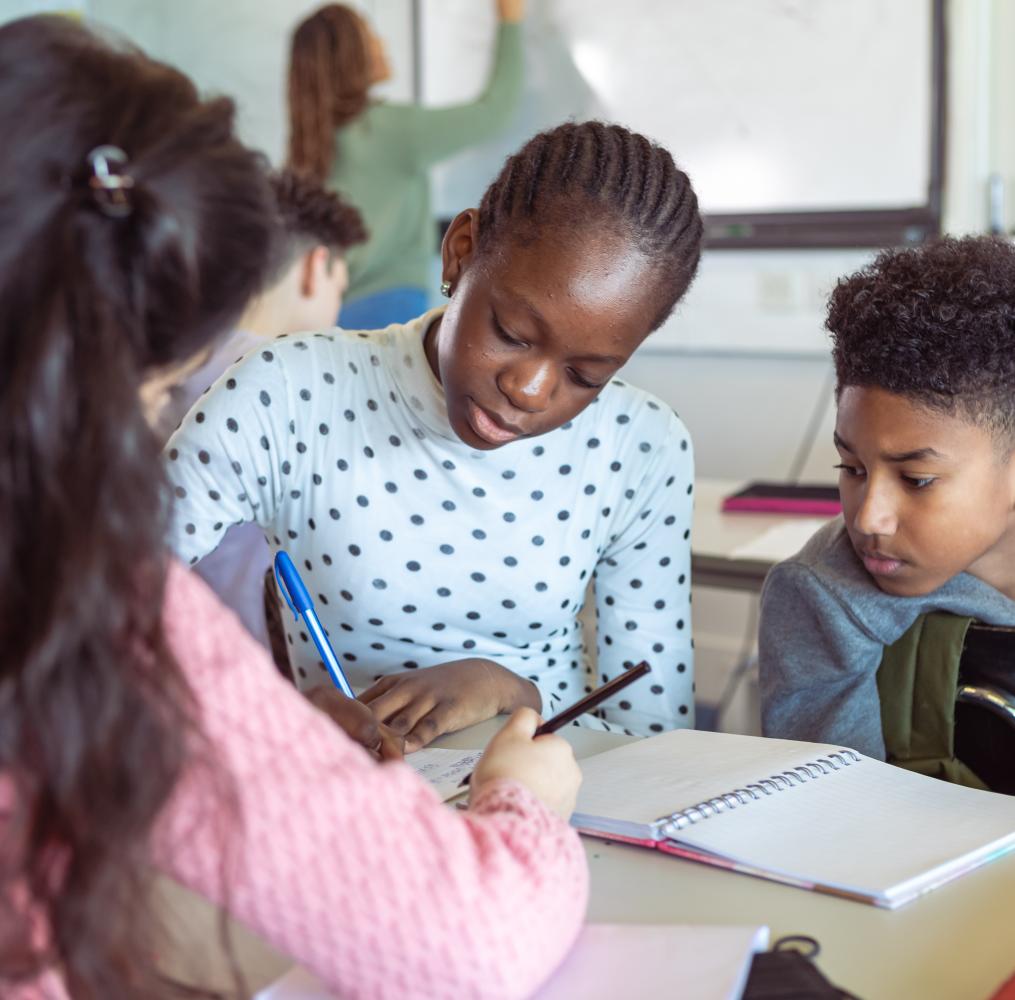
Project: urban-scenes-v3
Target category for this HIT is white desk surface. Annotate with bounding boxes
[157,718,1015,1000]
[692,478,838,591]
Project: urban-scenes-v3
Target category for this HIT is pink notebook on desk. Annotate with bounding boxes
[721,481,841,516]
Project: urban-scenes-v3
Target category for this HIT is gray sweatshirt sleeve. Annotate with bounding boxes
[758,560,887,759]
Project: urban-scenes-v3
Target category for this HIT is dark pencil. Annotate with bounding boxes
[457,661,652,788]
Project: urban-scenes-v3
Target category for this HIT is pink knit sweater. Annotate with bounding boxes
[10,563,589,1000]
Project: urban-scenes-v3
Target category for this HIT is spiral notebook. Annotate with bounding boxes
[572,730,1015,908]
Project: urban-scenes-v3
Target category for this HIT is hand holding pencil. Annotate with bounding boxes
[470,707,582,821]
[460,661,652,790]
[464,662,653,818]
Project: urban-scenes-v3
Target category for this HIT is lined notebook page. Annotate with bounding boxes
[573,730,1015,902]
[406,747,482,802]
[573,730,841,835]
[674,755,1015,900]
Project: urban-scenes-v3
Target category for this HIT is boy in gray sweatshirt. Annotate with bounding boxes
[759,236,1015,760]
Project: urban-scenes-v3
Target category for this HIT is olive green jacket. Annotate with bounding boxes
[877,612,988,789]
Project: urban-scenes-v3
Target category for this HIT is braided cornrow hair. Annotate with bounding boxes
[477,122,703,330]
[287,4,372,182]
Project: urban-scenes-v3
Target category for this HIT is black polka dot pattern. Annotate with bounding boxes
[163,315,695,735]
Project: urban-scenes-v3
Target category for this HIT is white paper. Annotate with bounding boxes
[729,519,829,562]
[533,924,768,1000]
[255,924,769,1000]
[573,729,1015,907]
[406,747,483,802]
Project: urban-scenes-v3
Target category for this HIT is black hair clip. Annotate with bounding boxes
[87,144,134,218]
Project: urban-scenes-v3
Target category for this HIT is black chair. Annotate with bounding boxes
[954,623,1015,794]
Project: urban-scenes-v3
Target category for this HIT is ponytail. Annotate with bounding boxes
[0,16,273,998]
[288,4,373,180]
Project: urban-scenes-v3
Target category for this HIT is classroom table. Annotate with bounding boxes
[691,478,837,592]
[156,718,1015,1000]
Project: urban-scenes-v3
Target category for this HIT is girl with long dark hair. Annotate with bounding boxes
[0,15,585,1000]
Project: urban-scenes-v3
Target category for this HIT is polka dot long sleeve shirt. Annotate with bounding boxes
[165,309,695,735]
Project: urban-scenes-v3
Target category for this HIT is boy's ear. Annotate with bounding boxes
[299,246,331,299]
[439,209,480,296]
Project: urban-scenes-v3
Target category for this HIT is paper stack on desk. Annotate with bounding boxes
[255,924,768,1000]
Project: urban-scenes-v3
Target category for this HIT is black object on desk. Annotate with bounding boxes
[743,935,862,999]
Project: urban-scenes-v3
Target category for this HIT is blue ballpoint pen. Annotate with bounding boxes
[273,550,355,698]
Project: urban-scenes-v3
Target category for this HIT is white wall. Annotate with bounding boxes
[619,0,1011,735]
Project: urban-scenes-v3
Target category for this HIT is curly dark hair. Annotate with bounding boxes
[267,168,366,282]
[827,235,1015,444]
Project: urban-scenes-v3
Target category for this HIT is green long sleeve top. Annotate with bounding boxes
[330,22,523,302]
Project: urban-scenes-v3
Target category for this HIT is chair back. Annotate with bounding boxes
[955,624,1015,794]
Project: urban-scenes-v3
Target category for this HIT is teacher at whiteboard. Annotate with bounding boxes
[287,0,525,330]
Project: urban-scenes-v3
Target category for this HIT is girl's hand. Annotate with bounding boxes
[472,707,582,820]
[306,685,405,760]
[358,659,540,753]
[496,0,526,23]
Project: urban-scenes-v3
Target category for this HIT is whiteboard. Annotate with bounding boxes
[60,0,415,164]
[421,0,934,220]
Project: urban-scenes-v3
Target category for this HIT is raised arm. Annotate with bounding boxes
[407,8,525,167]
[154,563,588,1000]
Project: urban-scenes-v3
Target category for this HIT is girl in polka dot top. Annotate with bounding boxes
[168,121,704,749]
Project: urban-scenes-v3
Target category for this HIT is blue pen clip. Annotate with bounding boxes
[273,550,355,698]
[274,552,302,620]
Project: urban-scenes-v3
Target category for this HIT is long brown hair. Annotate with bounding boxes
[0,15,273,999]
[287,4,373,181]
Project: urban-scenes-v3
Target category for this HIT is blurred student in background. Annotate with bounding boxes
[287,0,526,329]
[147,169,365,646]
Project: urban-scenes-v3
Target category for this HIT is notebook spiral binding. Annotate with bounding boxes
[659,749,862,836]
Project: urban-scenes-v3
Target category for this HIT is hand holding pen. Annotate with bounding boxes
[274,551,403,759]
[275,550,354,696]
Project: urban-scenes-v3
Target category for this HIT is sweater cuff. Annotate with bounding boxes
[468,777,565,830]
